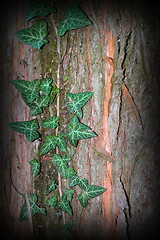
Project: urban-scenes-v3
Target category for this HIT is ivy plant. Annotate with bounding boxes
[15,4,92,49]
[57,4,92,37]
[9,1,107,238]
[66,116,97,147]
[16,20,48,49]
[20,194,45,221]
[29,159,40,177]
[13,79,40,103]
[45,180,56,196]
[8,119,40,142]
[9,78,107,217]
[26,1,56,20]
[67,92,94,118]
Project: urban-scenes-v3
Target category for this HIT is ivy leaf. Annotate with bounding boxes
[57,199,73,216]
[86,185,107,199]
[78,192,88,208]
[44,180,56,195]
[51,154,71,178]
[20,194,45,221]
[29,95,50,116]
[65,168,77,178]
[40,135,57,155]
[39,78,53,95]
[41,116,59,129]
[63,189,75,201]
[78,185,107,208]
[34,95,50,107]
[40,133,67,155]
[29,106,41,116]
[50,84,60,103]
[26,1,56,20]
[66,116,97,147]
[55,133,67,152]
[8,119,40,142]
[16,20,48,49]
[46,195,58,209]
[13,79,40,103]
[58,5,92,37]
[29,159,40,177]
[68,176,88,190]
[67,91,93,118]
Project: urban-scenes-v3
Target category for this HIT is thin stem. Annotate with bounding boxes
[52,17,66,224]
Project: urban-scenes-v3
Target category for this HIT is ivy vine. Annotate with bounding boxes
[9,0,107,238]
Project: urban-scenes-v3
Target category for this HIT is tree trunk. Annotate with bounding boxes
[1,1,160,240]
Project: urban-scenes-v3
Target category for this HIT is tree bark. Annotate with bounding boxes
[0,1,160,240]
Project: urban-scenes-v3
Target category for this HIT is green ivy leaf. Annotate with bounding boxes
[44,180,56,195]
[39,78,53,95]
[40,135,57,155]
[65,168,77,178]
[51,154,72,178]
[20,194,45,221]
[29,106,41,116]
[40,133,67,155]
[63,189,75,201]
[8,119,40,142]
[57,199,73,216]
[16,20,48,49]
[58,5,92,37]
[78,192,88,208]
[29,159,40,177]
[66,116,97,147]
[55,133,67,152]
[68,176,88,190]
[41,116,59,129]
[13,79,40,103]
[67,91,93,118]
[29,95,50,116]
[78,185,107,208]
[26,1,56,20]
[46,195,58,209]
[86,185,107,199]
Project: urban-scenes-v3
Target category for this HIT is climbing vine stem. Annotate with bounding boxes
[52,16,66,224]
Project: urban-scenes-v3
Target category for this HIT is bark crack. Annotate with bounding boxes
[120,174,131,240]
[116,31,132,140]
[121,31,132,79]
[123,208,130,240]
[120,175,131,218]
[117,34,121,55]
[116,88,123,140]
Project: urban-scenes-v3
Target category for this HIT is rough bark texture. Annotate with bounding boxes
[0,1,160,240]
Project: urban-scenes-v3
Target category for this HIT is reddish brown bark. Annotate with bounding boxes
[1,1,160,240]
